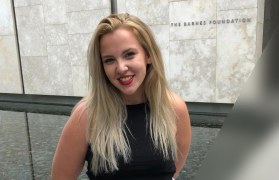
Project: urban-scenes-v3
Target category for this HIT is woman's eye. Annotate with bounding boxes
[103,58,114,64]
[124,52,135,59]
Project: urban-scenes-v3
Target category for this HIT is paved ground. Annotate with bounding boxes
[0,110,220,180]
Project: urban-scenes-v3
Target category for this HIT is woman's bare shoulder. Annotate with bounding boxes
[56,99,88,153]
[69,100,88,126]
[169,92,188,112]
[169,92,191,130]
[60,99,88,144]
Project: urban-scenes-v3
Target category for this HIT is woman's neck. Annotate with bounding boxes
[123,94,147,105]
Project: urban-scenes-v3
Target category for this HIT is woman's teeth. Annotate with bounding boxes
[119,76,133,82]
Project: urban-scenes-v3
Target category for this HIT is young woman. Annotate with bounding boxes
[51,13,191,180]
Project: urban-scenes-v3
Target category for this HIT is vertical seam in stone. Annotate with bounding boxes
[10,0,25,94]
[217,0,219,102]
[167,1,170,79]
[24,112,35,180]
[256,2,259,60]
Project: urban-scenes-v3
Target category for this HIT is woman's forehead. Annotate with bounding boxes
[100,28,143,55]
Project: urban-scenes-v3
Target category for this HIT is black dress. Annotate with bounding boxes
[85,103,176,180]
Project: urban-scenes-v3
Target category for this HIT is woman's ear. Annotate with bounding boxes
[146,56,152,64]
[146,64,152,72]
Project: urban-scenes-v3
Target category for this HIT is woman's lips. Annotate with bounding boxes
[118,75,134,85]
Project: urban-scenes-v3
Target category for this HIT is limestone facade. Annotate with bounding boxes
[0,0,265,103]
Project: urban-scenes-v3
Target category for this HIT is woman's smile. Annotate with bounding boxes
[118,75,135,85]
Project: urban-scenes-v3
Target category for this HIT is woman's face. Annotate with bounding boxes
[100,27,151,104]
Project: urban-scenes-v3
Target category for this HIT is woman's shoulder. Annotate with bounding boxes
[71,99,87,119]
[169,92,187,110]
[168,92,190,122]
[57,99,88,149]
[65,100,88,133]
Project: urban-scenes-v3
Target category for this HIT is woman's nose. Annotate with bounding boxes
[116,60,128,73]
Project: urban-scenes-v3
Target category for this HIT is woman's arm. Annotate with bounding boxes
[51,102,88,180]
[172,94,192,178]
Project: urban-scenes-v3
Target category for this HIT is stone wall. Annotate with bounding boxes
[118,0,265,103]
[0,0,22,93]
[13,0,110,96]
[0,0,265,103]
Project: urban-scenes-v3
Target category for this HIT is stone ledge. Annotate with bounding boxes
[0,93,233,128]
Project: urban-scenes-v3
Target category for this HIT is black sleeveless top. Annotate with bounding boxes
[85,103,176,180]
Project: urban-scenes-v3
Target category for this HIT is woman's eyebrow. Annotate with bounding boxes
[101,55,114,60]
[122,48,135,55]
[101,48,136,59]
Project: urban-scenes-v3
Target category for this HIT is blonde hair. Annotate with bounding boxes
[84,13,177,174]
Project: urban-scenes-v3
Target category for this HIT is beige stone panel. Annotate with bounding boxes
[257,0,265,23]
[136,0,169,25]
[0,0,14,35]
[14,0,42,7]
[47,45,73,95]
[66,0,110,12]
[15,5,44,27]
[21,56,53,95]
[216,9,258,103]
[45,24,68,46]
[17,26,47,56]
[169,39,216,102]
[124,0,137,15]
[0,36,22,93]
[43,0,66,24]
[68,33,92,66]
[68,9,110,34]
[72,65,89,96]
[256,23,263,60]
[162,50,170,80]
[150,25,170,78]
[118,0,163,23]
[217,0,257,10]
[169,0,217,40]
[117,0,127,13]
[15,5,47,56]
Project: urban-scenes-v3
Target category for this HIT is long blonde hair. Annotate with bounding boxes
[84,13,177,175]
